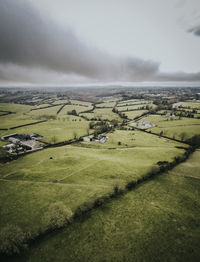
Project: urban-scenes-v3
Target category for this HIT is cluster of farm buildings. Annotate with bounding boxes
[1,133,43,154]
[83,135,108,143]
[140,121,156,128]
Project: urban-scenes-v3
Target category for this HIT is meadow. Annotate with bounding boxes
[70,99,93,107]
[174,101,200,109]
[0,129,185,242]
[96,101,117,108]
[131,115,200,140]
[59,104,93,115]
[0,118,90,144]
[0,95,200,261]
[16,149,200,262]
[80,130,187,149]
[116,103,156,112]
[123,109,148,119]
[0,102,92,143]
[80,108,121,121]
[117,99,147,105]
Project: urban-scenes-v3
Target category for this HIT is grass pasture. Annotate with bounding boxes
[0,131,185,244]
[0,113,37,129]
[0,118,90,144]
[0,103,32,113]
[80,108,122,121]
[0,103,37,129]
[131,114,200,140]
[96,101,117,108]
[174,101,200,109]
[80,130,187,149]
[117,99,147,105]
[70,99,93,107]
[19,149,200,262]
[0,102,92,144]
[59,104,93,115]
[27,105,62,119]
[1,95,200,262]
[123,109,148,120]
[116,103,155,112]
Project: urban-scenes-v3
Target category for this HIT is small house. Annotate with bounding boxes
[8,137,20,144]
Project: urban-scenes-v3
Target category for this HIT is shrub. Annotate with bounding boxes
[0,148,12,163]
[126,180,137,190]
[113,184,120,194]
[0,225,28,255]
[42,202,73,230]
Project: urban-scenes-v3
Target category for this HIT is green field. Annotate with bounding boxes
[117,99,147,105]
[96,101,116,108]
[80,108,122,121]
[52,99,69,105]
[123,109,148,119]
[28,105,62,118]
[0,130,185,243]
[0,103,32,113]
[17,149,200,262]
[116,103,155,112]
[59,104,93,115]
[80,130,187,149]
[33,103,52,108]
[158,109,200,118]
[131,115,200,140]
[0,103,38,129]
[70,99,93,107]
[174,101,200,109]
[0,118,90,144]
[1,94,200,261]
[0,102,92,144]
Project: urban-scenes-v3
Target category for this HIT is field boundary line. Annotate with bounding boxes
[0,178,111,188]
[172,174,200,180]
[57,160,103,182]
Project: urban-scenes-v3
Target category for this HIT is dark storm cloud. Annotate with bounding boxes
[0,0,199,84]
[188,25,200,36]
[0,0,107,78]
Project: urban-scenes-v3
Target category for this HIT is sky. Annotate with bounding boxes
[0,0,200,86]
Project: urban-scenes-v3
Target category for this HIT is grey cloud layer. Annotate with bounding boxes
[188,25,200,36]
[0,0,199,84]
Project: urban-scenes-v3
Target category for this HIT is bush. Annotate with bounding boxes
[42,202,73,230]
[113,184,119,194]
[0,225,28,255]
[0,148,12,163]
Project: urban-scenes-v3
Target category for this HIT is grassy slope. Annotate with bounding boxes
[0,118,90,144]
[96,102,116,108]
[131,115,200,140]
[80,108,121,121]
[0,103,34,129]
[59,104,93,115]
[0,103,32,113]
[20,149,200,262]
[116,103,155,112]
[123,110,148,120]
[0,102,91,143]
[117,99,147,106]
[79,130,187,149]
[0,131,184,238]
[174,101,200,109]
